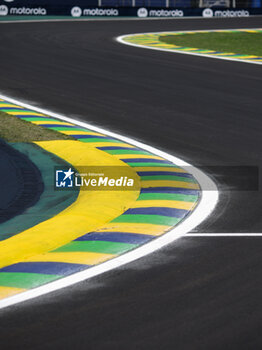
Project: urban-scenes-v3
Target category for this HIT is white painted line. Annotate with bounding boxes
[0,93,218,310]
[186,233,262,236]
[116,28,262,65]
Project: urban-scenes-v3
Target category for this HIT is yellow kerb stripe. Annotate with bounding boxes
[0,140,139,268]
[141,180,200,189]
[31,121,74,126]
[28,252,114,265]
[80,142,135,148]
[0,104,25,108]
[7,112,45,116]
[0,286,26,300]
[131,200,196,210]
[133,167,184,173]
[61,130,104,136]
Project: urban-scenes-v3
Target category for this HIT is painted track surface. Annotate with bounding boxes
[0,140,44,224]
[0,17,262,349]
[0,97,203,304]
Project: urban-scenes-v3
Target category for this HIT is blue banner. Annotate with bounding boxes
[0,2,261,17]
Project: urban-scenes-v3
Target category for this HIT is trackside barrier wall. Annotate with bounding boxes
[0,2,261,18]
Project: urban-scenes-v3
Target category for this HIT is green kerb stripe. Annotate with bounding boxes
[0,272,59,289]
[140,175,196,183]
[112,214,180,226]
[80,138,122,143]
[0,109,26,113]
[137,193,198,202]
[104,149,151,155]
[127,162,174,167]
[46,126,93,131]
[20,117,57,122]
[53,241,137,255]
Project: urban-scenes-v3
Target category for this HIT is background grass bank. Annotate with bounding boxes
[0,111,73,142]
[159,31,262,56]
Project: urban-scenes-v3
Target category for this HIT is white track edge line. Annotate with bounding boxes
[116,28,262,65]
[0,93,218,310]
[186,233,262,236]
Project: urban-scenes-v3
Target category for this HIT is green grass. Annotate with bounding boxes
[159,32,262,56]
[0,111,74,142]
[0,16,72,22]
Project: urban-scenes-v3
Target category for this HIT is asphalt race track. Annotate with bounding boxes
[0,16,262,349]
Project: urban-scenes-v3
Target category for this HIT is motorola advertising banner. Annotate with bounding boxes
[0,0,261,18]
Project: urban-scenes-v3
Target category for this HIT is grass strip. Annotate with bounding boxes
[159,32,262,56]
[0,111,74,142]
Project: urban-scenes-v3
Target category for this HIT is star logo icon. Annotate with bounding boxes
[62,168,74,182]
[56,168,74,188]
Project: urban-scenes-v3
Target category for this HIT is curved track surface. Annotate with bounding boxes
[0,17,262,349]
